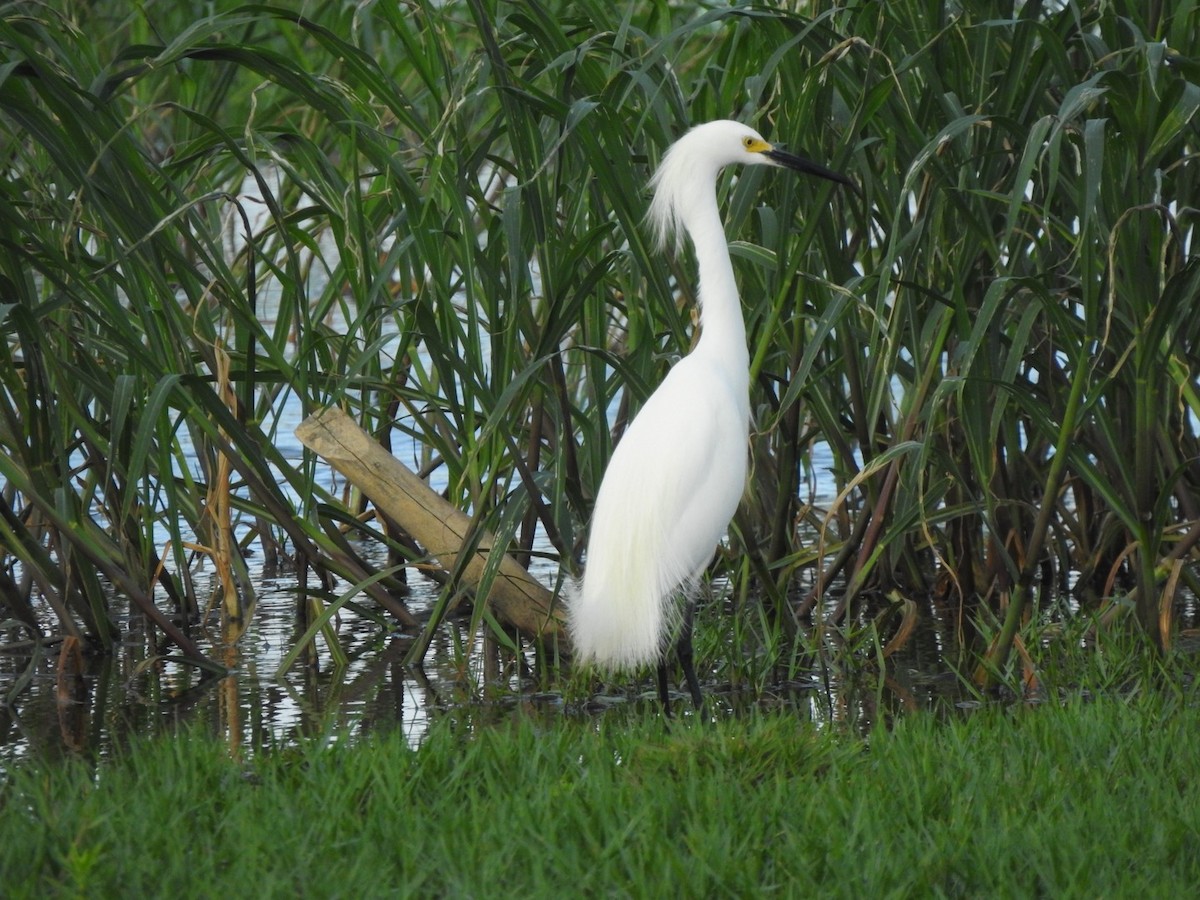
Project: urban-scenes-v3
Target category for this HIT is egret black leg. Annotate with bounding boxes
[676,599,705,712]
[657,661,673,718]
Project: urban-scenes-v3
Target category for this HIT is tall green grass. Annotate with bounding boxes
[3,688,1199,896]
[0,1,1196,689]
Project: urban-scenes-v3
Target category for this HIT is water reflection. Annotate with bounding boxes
[0,546,434,764]
[8,536,1196,766]
[0,560,966,766]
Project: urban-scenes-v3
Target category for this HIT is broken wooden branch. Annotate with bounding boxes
[295,407,565,643]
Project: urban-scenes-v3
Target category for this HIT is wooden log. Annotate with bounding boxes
[295,407,564,642]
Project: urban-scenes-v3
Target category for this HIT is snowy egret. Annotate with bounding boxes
[570,119,851,714]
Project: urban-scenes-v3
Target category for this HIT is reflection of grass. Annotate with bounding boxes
[5,682,1200,896]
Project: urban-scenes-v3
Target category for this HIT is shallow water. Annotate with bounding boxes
[0,534,972,767]
[7,541,1196,764]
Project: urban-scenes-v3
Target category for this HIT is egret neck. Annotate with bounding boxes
[687,185,750,407]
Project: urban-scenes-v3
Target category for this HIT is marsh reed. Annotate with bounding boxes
[0,0,1196,693]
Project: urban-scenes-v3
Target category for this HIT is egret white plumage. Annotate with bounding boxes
[569,119,851,713]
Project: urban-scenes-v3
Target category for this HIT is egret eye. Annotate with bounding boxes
[743,136,755,148]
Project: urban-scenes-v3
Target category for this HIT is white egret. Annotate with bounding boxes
[569,119,851,714]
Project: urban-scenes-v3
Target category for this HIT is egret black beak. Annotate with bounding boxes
[764,146,854,189]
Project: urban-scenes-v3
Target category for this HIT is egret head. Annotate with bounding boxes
[647,119,850,252]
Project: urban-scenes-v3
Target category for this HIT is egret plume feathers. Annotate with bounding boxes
[646,137,693,254]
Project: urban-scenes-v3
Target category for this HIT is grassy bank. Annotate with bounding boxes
[3,689,1198,897]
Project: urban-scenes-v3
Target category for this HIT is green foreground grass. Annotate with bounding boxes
[3,691,1198,898]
